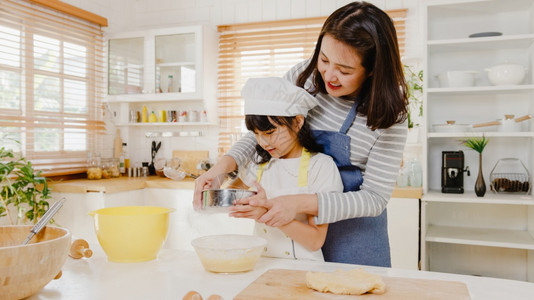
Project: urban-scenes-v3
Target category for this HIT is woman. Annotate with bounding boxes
[239,77,343,261]
[194,1,408,266]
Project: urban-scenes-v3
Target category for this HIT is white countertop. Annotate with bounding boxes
[29,245,534,300]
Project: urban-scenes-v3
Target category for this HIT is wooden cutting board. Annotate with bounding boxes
[172,150,209,176]
[234,269,470,300]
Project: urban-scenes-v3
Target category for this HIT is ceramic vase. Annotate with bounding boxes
[475,153,486,197]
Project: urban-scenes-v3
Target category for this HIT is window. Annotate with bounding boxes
[0,0,106,176]
[216,10,406,156]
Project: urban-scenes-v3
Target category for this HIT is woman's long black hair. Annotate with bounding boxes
[296,1,408,130]
[245,115,322,164]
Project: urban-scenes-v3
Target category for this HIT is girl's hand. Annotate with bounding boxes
[228,204,267,221]
[193,156,238,210]
[193,173,216,210]
[229,181,268,221]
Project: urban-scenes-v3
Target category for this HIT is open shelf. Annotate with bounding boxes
[428,34,534,53]
[426,225,534,250]
[423,190,534,205]
[427,132,534,138]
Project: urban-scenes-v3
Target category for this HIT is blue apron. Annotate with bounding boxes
[312,101,391,267]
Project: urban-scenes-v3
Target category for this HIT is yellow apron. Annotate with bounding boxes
[256,147,311,187]
[254,148,323,261]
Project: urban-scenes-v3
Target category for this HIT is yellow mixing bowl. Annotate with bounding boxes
[89,206,174,263]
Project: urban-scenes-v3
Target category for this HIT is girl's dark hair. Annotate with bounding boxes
[296,1,408,130]
[245,115,322,164]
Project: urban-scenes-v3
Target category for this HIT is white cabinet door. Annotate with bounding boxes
[387,197,419,270]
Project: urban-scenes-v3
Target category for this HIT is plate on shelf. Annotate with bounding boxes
[468,31,502,38]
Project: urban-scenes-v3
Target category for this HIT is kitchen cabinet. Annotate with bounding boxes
[105,25,218,127]
[421,0,534,282]
[387,197,420,270]
[50,177,423,267]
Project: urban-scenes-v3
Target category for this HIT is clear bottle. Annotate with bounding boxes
[123,143,130,170]
[113,129,122,158]
[167,75,173,93]
[407,158,422,187]
[119,149,125,175]
[396,160,409,187]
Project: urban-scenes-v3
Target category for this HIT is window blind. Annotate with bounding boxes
[0,0,106,176]
[216,9,406,156]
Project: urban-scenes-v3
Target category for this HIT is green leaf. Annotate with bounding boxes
[461,136,489,153]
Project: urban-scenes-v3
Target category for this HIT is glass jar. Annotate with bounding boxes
[407,158,422,187]
[87,153,102,180]
[101,158,112,179]
[490,158,530,194]
[109,158,121,178]
[396,165,409,187]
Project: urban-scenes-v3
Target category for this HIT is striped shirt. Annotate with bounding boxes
[227,60,407,225]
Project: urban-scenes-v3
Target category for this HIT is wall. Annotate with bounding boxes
[64,0,423,164]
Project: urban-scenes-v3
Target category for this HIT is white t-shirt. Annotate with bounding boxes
[239,152,343,261]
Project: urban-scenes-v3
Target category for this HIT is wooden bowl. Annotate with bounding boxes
[0,225,71,300]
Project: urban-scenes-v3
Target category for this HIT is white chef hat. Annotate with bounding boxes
[242,77,318,117]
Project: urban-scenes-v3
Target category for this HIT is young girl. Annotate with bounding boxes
[235,77,343,261]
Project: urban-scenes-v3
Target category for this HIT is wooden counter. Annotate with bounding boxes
[49,176,195,193]
[391,185,423,199]
[50,176,422,198]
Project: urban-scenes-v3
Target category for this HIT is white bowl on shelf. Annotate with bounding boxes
[437,70,479,88]
[485,63,527,86]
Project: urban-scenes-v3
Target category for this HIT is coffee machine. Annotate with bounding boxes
[442,151,470,193]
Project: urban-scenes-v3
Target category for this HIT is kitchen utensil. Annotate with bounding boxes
[432,120,501,132]
[509,114,532,132]
[468,31,502,38]
[163,166,186,181]
[499,114,520,132]
[154,157,167,177]
[69,238,93,259]
[437,70,479,88]
[234,269,470,300]
[23,198,66,245]
[485,63,527,85]
[172,150,209,177]
[201,188,257,211]
[0,225,71,300]
[149,141,162,175]
[191,234,266,273]
[490,158,530,194]
[88,206,174,262]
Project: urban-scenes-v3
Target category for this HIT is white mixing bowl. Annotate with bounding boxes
[485,63,527,86]
[437,70,479,88]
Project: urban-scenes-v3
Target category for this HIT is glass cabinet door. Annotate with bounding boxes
[108,37,144,95]
[155,33,196,94]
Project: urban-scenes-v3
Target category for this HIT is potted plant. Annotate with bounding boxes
[404,64,423,143]
[0,143,53,225]
[462,135,489,197]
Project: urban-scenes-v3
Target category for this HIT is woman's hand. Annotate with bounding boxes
[233,182,299,227]
[255,195,299,227]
